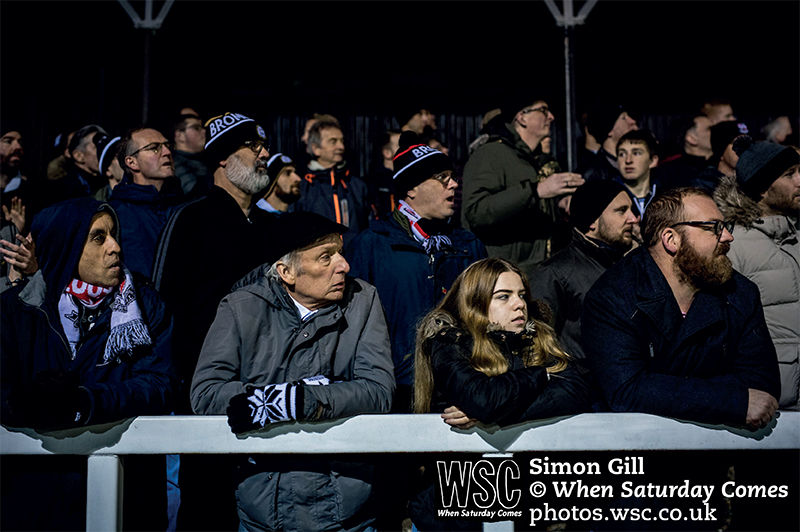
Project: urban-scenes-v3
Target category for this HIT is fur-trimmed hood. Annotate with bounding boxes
[713,173,764,228]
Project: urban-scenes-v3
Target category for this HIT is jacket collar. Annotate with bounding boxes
[633,248,727,343]
[233,266,357,324]
[571,228,628,269]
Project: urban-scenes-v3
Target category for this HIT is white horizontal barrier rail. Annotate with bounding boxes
[2,412,798,532]
[2,412,799,456]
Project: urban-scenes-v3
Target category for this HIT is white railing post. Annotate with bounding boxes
[86,454,123,531]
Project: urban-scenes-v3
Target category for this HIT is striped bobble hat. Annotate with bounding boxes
[392,131,454,198]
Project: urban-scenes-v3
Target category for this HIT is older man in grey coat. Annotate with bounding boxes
[191,211,395,532]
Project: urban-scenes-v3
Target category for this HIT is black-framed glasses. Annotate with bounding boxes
[242,140,269,156]
[670,220,734,238]
[130,141,172,157]
[521,106,550,116]
[432,172,456,187]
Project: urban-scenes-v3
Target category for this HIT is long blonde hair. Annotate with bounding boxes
[413,258,570,413]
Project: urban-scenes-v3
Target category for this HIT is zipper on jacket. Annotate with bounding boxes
[25,301,74,360]
[648,343,655,358]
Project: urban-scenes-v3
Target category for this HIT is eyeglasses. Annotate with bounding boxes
[181,124,205,132]
[670,220,734,238]
[242,140,269,156]
[130,141,172,157]
[432,172,456,187]
[521,106,550,116]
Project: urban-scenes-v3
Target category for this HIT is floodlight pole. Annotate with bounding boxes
[543,0,598,171]
[117,0,175,123]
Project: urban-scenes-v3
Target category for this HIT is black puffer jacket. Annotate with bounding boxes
[426,326,591,425]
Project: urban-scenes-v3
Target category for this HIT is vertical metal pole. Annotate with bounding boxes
[86,455,123,531]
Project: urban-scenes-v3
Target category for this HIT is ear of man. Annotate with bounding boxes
[277,262,295,285]
[125,155,140,173]
[661,227,681,255]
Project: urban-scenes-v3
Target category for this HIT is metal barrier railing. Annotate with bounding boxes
[2,412,798,531]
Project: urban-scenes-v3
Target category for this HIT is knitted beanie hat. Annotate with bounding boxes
[570,180,629,233]
[734,136,800,199]
[710,121,749,161]
[204,112,267,167]
[392,131,454,198]
[69,124,108,156]
[96,135,121,177]
[266,153,295,182]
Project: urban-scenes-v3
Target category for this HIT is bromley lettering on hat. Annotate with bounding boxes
[393,144,440,178]
[203,111,268,166]
[206,112,256,142]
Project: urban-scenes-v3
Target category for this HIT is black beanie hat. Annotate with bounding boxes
[734,136,800,200]
[269,211,348,264]
[267,153,294,182]
[570,180,629,233]
[392,131,454,198]
[710,121,749,160]
[586,103,628,141]
[68,124,108,156]
[204,112,267,167]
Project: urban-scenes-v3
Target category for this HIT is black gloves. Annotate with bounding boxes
[226,375,333,434]
[6,370,91,429]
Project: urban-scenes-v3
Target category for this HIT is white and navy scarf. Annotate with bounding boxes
[397,200,452,254]
[58,265,152,363]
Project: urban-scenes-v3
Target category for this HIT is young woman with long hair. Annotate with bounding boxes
[408,257,591,531]
[414,257,590,425]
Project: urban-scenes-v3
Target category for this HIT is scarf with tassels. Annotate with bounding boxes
[58,265,152,363]
[397,200,452,254]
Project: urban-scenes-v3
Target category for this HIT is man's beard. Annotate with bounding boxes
[274,184,301,204]
[226,153,270,195]
[596,217,634,251]
[674,239,733,289]
[763,186,800,216]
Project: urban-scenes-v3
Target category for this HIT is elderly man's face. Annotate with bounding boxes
[312,127,345,168]
[78,212,122,287]
[0,131,23,170]
[283,234,350,310]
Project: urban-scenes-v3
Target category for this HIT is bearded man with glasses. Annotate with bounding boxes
[151,112,277,532]
[582,186,780,429]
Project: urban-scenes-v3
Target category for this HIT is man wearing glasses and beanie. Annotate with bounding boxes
[152,112,276,531]
[582,186,780,428]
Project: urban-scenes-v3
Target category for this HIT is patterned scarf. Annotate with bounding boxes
[397,200,452,254]
[58,264,152,363]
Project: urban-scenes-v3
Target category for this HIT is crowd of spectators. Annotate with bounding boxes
[0,98,797,531]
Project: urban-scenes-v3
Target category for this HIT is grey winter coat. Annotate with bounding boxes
[191,267,395,531]
[715,175,800,410]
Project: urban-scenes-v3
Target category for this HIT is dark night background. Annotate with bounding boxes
[2,0,799,178]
